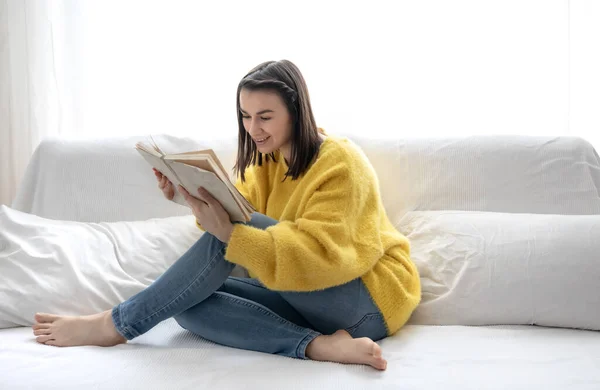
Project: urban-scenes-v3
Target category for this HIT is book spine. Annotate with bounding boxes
[161,156,185,190]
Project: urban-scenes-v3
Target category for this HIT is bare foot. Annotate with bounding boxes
[305,329,387,370]
[31,310,127,347]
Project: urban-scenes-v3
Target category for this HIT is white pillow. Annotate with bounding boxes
[399,210,600,330]
[0,205,202,328]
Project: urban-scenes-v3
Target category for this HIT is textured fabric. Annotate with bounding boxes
[0,205,201,328]
[13,134,600,223]
[399,210,600,330]
[2,320,600,389]
[10,134,239,222]
[225,135,421,335]
[352,135,600,225]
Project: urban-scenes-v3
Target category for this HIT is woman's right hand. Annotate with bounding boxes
[153,168,175,200]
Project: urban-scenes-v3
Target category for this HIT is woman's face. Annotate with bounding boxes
[239,88,293,160]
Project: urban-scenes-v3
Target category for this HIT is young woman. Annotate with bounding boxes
[32,60,421,371]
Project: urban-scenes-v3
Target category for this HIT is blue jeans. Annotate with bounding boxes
[111,213,387,359]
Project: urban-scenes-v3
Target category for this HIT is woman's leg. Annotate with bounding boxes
[164,213,387,354]
[174,277,387,369]
[32,212,388,368]
[174,277,320,358]
[274,277,389,370]
[31,213,272,346]
[110,231,234,339]
[278,278,389,341]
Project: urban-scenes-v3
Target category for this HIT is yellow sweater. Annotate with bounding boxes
[221,134,421,335]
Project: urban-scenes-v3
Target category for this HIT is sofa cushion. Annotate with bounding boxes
[0,205,203,328]
[399,210,600,330]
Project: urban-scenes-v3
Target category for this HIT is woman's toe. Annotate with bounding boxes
[35,335,54,344]
[32,323,51,331]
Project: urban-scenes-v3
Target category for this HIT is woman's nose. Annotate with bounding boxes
[249,119,261,135]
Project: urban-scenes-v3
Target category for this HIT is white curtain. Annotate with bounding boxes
[1,0,84,206]
[1,0,599,206]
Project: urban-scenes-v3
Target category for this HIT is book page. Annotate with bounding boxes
[187,151,255,213]
[149,135,166,155]
[135,142,161,157]
[136,139,253,216]
[169,162,246,222]
[135,147,188,208]
[168,149,229,178]
[168,154,255,214]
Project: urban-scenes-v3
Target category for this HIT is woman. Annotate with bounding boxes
[31,60,421,371]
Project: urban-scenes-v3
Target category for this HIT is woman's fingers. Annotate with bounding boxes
[160,175,168,189]
[153,169,174,200]
[178,185,207,208]
[178,185,193,203]
[166,181,174,198]
[196,187,215,206]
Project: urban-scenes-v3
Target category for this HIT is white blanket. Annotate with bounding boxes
[1,320,599,389]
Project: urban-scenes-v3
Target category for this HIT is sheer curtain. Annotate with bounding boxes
[1,0,599,206]
[1,0,84,206]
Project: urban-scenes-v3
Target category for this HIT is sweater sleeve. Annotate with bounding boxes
[224,159,384,292]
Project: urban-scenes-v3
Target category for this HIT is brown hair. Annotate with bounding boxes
[234,59,322,181]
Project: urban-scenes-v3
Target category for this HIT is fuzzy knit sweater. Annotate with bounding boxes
[210,134,421,335]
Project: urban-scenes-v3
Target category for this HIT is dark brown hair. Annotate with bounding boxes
[234,60,322,181]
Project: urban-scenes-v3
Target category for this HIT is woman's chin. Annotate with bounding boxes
[256,144,276,154]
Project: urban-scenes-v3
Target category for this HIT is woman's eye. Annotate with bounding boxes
[241,115,270,121]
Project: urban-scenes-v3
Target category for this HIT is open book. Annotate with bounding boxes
[135,136,255,222]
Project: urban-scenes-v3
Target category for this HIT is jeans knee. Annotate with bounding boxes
[344,313,388,341]
[174,311,191,330]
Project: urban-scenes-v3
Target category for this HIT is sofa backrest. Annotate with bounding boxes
[11,134,228,222]
[353,135,600,223]
[12,133,600,223]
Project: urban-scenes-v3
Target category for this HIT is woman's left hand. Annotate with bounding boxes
[178,185,234,243]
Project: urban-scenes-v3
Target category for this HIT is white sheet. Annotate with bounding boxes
[1,321,599,389]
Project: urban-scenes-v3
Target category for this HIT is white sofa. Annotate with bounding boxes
[1,133,600,389]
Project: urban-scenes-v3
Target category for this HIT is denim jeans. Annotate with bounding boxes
[111,213,387,359]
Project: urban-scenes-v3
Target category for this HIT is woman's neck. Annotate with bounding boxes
[280,132,327,165]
